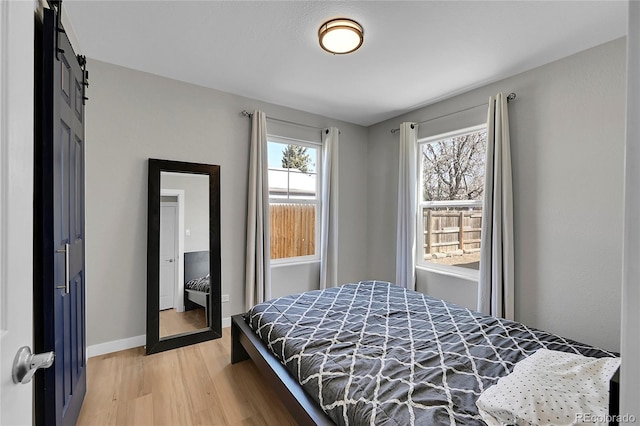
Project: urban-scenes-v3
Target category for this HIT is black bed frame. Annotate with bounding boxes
[231,314,334,425]
[184,251,210,326]
[231,313,620,426]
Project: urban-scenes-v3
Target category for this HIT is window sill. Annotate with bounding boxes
[270,258,321,268]
[416,263,479,282]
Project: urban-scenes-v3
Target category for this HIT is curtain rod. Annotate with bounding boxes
[390,92,516,134]
[241,110,326,132]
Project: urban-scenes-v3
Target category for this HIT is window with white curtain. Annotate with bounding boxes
[417,124,487,274]
[267,136,321,263]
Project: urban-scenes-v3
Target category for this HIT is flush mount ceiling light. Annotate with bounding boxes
[318,18,364,55]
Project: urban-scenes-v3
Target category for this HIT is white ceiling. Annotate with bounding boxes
[64,1,628,126]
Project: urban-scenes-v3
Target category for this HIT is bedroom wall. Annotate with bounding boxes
[161,172,209,253]
[366,38,626,352]
[85,59,368,348]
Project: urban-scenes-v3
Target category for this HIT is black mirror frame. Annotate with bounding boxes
[146,158,222,354]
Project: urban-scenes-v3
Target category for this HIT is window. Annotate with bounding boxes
[417,124,487,273]
[267,137,320,262]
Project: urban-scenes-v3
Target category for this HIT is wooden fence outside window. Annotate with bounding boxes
[268,203,482,261]
[422,206,483,258]
[270,203,316,259]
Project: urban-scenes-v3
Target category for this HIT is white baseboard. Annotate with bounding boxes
[222,316,231,328]
[87,334,146,358]
[87,317,232,358]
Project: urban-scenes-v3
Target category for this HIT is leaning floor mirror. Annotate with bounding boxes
[146,158,221,354]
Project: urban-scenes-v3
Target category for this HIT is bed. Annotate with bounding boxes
[232,280,620,425]
[183,251,210,326]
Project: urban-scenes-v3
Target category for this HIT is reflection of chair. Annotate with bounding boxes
[183,251,210,327]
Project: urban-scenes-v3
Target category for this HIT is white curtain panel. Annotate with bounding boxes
[395,122,418,291]
[245,110,271,311]
[320,127,339,289]
[478,93,515,320]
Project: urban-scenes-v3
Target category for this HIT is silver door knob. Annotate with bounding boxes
[12,346,55,384]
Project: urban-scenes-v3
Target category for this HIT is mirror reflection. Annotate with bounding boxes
[159,172,210,339]
[147,159,220,355]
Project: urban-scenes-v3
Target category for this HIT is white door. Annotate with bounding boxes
[159,203,178,310]
[0,1,35,425]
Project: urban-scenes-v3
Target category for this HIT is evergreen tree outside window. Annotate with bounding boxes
[281,144,312,173]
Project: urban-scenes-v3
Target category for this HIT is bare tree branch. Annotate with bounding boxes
[421,129,487,202]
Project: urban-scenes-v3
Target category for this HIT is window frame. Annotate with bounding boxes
[267,134,322,265]
[415,123,487,281]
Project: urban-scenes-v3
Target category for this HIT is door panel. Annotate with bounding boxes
[35,8,86,426]
[160,204,178,310]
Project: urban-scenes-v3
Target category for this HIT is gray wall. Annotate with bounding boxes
[162,172,209,253]
[85,59,368,346]
[366,38,626,351]
[87,38,625,353]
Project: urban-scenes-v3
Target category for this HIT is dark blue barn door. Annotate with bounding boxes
[35,7,87,425]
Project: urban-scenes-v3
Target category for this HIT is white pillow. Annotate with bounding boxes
[476,349,620,426]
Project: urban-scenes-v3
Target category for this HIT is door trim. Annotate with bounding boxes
[0,1,35,424]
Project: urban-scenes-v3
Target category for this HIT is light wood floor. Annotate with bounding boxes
[77,328,296,425]
[159,307,207,338]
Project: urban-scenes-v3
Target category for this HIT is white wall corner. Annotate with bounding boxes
[620,0,640,419]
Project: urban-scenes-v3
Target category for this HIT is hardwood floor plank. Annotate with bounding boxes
[77,328,295,426]
[119,394,153,426]
[210,365,257,424]
[176,345,216,413]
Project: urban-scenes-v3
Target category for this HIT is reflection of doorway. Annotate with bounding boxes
[160,200,178,310]
[160,188,185,312]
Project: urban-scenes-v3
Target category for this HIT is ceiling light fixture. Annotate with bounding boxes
[318,18,364,55]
